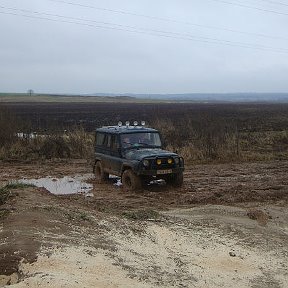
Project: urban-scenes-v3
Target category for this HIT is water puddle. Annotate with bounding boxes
[113,178,122,187]
[15,175,165,195]
[19,174,94,195]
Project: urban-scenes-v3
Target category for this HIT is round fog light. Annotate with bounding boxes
[143,159,149,167]
[156,159,162,165]
[168,158,173,164]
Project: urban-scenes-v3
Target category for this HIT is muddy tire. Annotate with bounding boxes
[165,172,183,187]
[122,169,142,191]
[94,161,109,183]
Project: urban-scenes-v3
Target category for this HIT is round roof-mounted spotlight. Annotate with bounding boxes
[133,121,138,126]
[118,121,122,127]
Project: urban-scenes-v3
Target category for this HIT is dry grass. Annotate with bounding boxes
[1,123,288,163]
[1,104,288,163]
[152,117,288,163]
[0,128,94,161]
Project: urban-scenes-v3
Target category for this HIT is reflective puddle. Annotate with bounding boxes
[19,174,94,195]
[16,175,165,195]
[113,178,122,187]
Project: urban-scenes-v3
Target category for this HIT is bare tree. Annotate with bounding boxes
[27,89,34,97]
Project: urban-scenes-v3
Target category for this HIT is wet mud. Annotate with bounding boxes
[0,160,288,287]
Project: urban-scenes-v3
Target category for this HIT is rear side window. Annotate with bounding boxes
[96,132,105,146]
[111,134,119,150]
[103,134,111,147]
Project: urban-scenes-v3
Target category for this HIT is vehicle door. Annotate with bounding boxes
[95,132,110,169]
[109,134,122,175]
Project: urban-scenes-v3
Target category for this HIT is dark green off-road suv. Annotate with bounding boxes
[93,123,184,190]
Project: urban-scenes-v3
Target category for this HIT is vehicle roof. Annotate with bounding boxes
[96,126,159,134]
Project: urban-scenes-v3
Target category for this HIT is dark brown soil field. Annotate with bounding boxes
[3,102,288,132]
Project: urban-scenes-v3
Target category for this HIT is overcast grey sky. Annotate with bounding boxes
[1,0,288,94]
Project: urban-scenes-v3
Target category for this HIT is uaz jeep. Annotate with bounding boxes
[93,122,184,190]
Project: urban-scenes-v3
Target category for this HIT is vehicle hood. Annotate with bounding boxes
[124,148,177,161]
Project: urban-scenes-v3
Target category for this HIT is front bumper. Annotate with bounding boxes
[137,167,184,176]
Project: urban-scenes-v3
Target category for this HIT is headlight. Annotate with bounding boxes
[174,157,180,165]
[156,159,162,165]
[143,159,149,167]
[168,158,173,164]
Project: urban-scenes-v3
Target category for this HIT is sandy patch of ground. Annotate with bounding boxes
[7,207,288,288]
[14,246,150,288]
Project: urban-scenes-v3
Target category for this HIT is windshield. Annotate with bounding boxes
[120,132,161,148]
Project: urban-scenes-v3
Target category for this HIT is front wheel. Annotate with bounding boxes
[94,161,109,183]
[165,172,183,187]
[122,169,142,191]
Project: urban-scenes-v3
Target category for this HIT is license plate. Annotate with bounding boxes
[157,169,172,175]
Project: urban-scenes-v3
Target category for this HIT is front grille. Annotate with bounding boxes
[150,157,175,169]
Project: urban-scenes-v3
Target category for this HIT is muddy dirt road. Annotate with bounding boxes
[0,160,288,287]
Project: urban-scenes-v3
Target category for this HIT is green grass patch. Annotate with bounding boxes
[0,209,9,219]
[79,212,90,221]
[0,183,34,205]
[64,210,91,222]
[0,187,10,205]
[122,209,160,220]
[5,183,35,189]
[0,93,165,103]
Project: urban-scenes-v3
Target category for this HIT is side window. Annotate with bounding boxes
[111,135,119,150]
[96,133,119,152]
[103,134,111,148]
[96,133,105,146]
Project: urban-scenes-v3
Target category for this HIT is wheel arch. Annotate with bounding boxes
[93,159,101,173]
[121,160,140,176]
[121,164,133,176]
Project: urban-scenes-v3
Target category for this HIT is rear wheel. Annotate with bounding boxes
[122,169,142,191]
[94,161,109,183]
[165,172,183,187]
